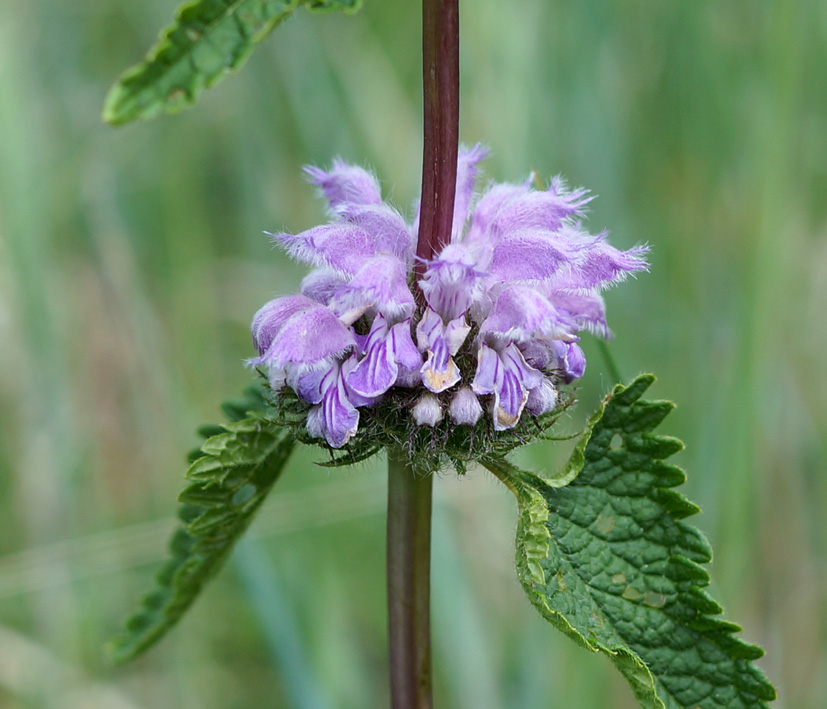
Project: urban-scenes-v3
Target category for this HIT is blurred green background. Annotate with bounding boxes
[0,0,824,706]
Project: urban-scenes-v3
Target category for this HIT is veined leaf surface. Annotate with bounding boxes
[103,0,363,125]
[485,375,776,708]
[108,385,295,663]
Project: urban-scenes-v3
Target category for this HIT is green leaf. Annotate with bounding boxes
[103,0,363,125]
[107,385,295,663]
[484,375,776,708]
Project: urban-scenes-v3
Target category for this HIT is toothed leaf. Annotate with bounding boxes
[107,385,295,663]
[484,374,776,708]
[103,0,363,125]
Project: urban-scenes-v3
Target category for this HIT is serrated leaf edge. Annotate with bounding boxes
[485,456,666,708]
[103,0,363,125]
[106,387,295,663]
[484,374,777,708]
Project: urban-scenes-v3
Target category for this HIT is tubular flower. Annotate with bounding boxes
[250,147,648,447]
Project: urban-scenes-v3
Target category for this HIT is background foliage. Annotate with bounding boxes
[0,0,823,706]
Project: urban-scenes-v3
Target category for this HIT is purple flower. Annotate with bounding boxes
[249,295,356,374]
[330,254,415,322]
[471,342,544,431]
[250,147,647,446]
[415,306,470,393]
[418,153,647,428]
[480,284,577,345]
[419,244,485,322]
[303,160,383,211]
[299,356,373,448]
[348,314,421,398]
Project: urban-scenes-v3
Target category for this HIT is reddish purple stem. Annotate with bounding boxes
[387,447,434,709]
[386,2,459,708]
[415,0,460,281]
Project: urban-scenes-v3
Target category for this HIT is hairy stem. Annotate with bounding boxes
[415,0,460,281]
[387,447,433,709]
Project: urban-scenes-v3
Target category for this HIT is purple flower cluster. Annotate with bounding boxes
[250,146,648,448]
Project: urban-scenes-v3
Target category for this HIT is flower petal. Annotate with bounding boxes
[417,308,469,393]
[471,342,503,396]
[336,204,414,260]
[347,318,397,397]
[420,351,462,393]
[249,295,316,357]
[473,343,543,430]
[452,143,489,241]
[488,230,581,282]
[465,182,530,246]
[493,344,543,430]
[341,355,381,407]
[267,366,287,392]
[304,159,382,212]
[288,365,332,405]
[487,182,592,235]
[546,288,609,337]
[501,343,544,391]
[322,377,359,448]
[272,224,377,274]
[307,373,361,448]
[554,341,587,383]
[482,285,576,344]
[573,238,650,289]
[262,303,356,370]
[394,365,422,388]
[420,243,486,321]
[416,306,440,351]
[388,319,423,371]
[300,268,348,306]
[519,338,556,370]
[331,254,415,320]
[444,316,471,356]
[495,368,527,429]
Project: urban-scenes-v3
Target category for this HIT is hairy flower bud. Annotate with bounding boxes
[526,378,558,417]
[449,387,483,426]
[412,393,444,427]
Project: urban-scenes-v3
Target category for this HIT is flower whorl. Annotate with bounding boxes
[250,146,648,447]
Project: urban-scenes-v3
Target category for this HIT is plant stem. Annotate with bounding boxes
[384,2,457,704]
[387,446,433,709]
[415,0,460,281]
